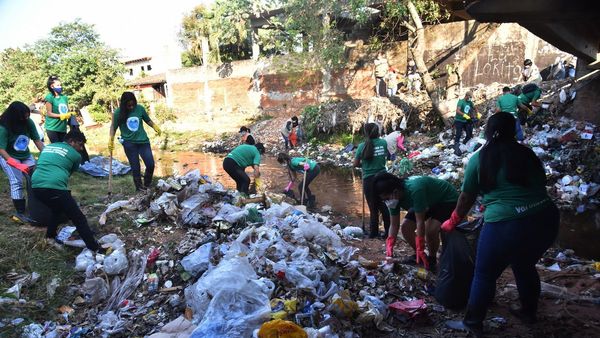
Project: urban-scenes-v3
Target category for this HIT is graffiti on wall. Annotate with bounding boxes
[464,42,524,86]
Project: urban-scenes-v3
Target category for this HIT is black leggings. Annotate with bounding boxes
[298,165,320,199]
[47,130,66,143]
[223,157,250,194]
[32,188,100,251]
[363,174,390,237]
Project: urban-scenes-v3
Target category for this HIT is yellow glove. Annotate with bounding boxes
[59,113,71,121]
[152,124,162,136]
[254,177,262,189]
[476,112,482,119]
[108,138,114,153]
[525,107,533,116]
[463,113,471,120]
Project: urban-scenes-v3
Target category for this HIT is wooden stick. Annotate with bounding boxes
[300,148,309,205]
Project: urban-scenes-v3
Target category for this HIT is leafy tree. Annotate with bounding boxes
[0,48,46,107]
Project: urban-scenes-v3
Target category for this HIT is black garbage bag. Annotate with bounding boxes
[435,218,483,310]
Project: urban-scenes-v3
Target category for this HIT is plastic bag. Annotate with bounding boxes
[342,226,363,239]
[104,248,129,275]
[150,193,179,217]
[81,277,109,305]
[103,250,147,312]
[75,249,96,272]
[292,219,341,248]
[180,193,210,225]
[213,203,248,223]
[181,242,213,276]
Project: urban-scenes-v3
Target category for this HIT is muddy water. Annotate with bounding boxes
[155,151,365,220]
[111,150,599,259]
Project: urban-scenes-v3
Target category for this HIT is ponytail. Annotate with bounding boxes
[362,123,380,160]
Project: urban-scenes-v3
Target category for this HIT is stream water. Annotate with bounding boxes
[107,150,599,259]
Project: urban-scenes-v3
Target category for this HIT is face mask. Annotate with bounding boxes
[385,199,399,209]
[54,87,63,94]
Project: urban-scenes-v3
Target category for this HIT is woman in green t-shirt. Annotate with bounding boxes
[44,75,75,143]
[353,123,391,238]
[277,152,320,207]
[443,112,558,335]
[0,101,44,222]
[109,92,162,191]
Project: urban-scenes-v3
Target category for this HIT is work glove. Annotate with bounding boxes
[476,112,482,120]
[463,113,471,120]
[441,210,462,233]
[108,139,114,154]
[385,237,396,258]
[525,107,533,116]
[284,181,293,192]
[254,177,262,189]
[7,158,31,175]
[303,162,310,171]
[397,133,406,151]
[415,236,429,270]
[152,124,162,136]
[59,112,72,121]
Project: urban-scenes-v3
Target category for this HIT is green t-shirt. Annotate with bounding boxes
[32,142,81,191]
[496,93,520,114]
[113,105,151,143]
[518,88,541,105]
[461,151,551,222]
[289,157,317,172]
[455,99,475,122]
[389,176,459,216]
[226,144,261,168]
[0,119,40,160]
[44,93,69,132]
[355,138,389,179]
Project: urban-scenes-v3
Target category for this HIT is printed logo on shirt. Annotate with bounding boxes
[464,105,471,114]
[58,103,68,114]
[126,117,140,132]
[13,135,30,152]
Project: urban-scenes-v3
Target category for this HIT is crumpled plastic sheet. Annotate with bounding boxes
[99,199,135,226]
[292,219,342,248]
[185,255,274,336]
[79,156,131,177]
[150,193,179,217]
[213,203,248,224]
[181,242,213,276]
[102,250,147,313]
[180,193,210,225]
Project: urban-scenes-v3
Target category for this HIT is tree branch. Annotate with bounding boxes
[402,21,416,33]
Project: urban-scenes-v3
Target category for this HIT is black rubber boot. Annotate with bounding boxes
[509,304,537,324]
[12,199,33,224]
[133,176,145,191]
[143,171,153,188]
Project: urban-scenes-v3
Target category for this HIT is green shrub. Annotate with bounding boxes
[154,103,177,123]
[88,103,111,123]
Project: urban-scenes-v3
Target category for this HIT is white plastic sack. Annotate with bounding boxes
[181,242,213,276]
[180,193,210,225]
[293,219,342,248]
[213,203,248,223]
[103,248,129,275]
[75,249,96,272]
[342,226,364,239]
[150,193,179,216]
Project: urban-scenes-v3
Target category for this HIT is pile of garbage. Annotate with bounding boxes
[8,166,600,337]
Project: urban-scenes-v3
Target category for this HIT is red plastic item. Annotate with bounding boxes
[147,248,160,268]
[388,299,427,318]
[407,151,421,159]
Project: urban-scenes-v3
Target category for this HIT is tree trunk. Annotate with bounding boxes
[406,0,448,126]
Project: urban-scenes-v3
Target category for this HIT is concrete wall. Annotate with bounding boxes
[164,21,575,130]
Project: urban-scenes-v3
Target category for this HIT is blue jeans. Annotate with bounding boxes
[122,141,155,182]
[465,203,559,325]
[514,117,524,141]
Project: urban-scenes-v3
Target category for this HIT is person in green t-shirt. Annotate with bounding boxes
[454,91,478,156]
[442,112,558,334]
[277,152,320,208]
[44,75,76,143]
[109,92,162,191]
[0,102,45,223]
[222,143,266,194]
[31,130,104,252]
[495,86,530,141]
[373,173,459,270]
[353,123,391,238]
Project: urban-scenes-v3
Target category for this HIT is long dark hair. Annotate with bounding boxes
[117,92,137,126]
[277,152,290,164]
[479,112,545,192]
[47,75,60,95]
[372,172,406,196]
[361,122,380,160]
[0,101,30,134]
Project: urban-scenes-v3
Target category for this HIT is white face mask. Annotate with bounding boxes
[385,199,399,209]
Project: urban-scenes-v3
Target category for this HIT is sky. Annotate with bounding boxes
[0,0,207,59]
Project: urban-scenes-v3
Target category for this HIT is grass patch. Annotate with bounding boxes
[0,166,137,333]
[314,132,356,147]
